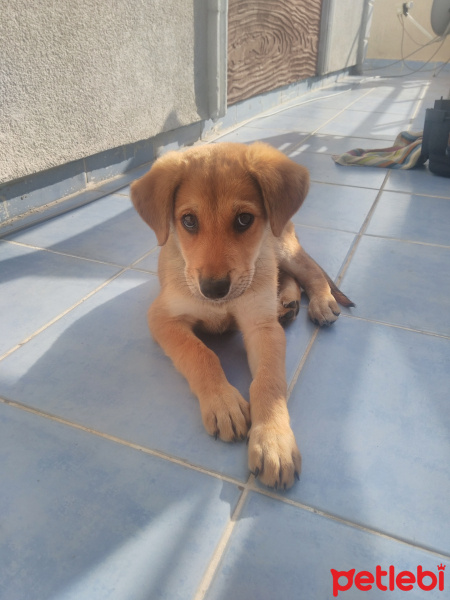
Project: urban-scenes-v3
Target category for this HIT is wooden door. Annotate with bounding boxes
[227,0,323,105]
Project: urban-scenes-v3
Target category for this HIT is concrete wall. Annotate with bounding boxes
[0,0,210,184]
[317,0,369,75]
[367,0,450,62]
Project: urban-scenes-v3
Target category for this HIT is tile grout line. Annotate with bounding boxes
[363,232,450,250]
[0,395,244,488]
[306,178,450,199]
[274,87,378,157]
[293,222,450,250]
[0,245,162,363]
[308,88,379,136]
[342,312,450,340]
[0,268,128,363]
[0,237,131,269]
[287,326,320,399]
[286,170,390,401]
[335,170,391,288]
[0,237,160,270]
[292,221,365,235]
[247,483,450,561]
[308,178,386,192]
[193,484,251,600]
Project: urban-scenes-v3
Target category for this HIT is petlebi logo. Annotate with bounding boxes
[330,563,446,597]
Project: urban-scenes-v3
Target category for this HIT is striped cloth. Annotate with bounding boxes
[332,131,425,169]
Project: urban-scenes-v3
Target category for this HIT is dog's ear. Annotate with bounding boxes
[130,151,185,245]
[245,142,310,236]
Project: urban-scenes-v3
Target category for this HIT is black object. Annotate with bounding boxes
[421,97,450,178]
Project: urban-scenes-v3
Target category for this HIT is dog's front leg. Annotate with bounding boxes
[148,298,250,442]
[239,317,301,489]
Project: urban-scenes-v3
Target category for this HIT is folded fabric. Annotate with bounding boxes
[332,131,424,169]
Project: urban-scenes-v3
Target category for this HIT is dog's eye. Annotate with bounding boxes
[235,213,254,232]
[181,214,198,232]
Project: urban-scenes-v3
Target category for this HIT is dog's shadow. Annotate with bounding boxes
[0,270,257,598]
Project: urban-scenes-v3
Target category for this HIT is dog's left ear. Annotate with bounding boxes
[245,142,310,236]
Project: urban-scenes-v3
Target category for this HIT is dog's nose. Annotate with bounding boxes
[199,276,231,300]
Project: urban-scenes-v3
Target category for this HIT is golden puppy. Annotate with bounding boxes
[131,142,353,490]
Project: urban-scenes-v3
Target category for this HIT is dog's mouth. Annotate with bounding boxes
[185,270,254,303]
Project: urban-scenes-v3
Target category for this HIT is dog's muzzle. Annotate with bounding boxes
[199,276,231,300]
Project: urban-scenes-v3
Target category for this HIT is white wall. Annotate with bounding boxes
[367,0,450,62]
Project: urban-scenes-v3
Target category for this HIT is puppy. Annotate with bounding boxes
[131,142,353,489]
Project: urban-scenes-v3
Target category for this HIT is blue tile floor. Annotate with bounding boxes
[1,66,450,599]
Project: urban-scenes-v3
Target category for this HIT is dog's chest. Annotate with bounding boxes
[166,294,236,333]
[196,312,237,334]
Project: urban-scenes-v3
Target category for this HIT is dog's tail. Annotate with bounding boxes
[322,269,355,308]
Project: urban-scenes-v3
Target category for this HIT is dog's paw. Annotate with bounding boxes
[278,299,300,326]
[247,422,302,490]
[308,293,341,326]
[278,274,301,326]
[200,385,251,442]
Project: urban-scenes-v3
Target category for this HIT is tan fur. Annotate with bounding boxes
[131,142,353,490]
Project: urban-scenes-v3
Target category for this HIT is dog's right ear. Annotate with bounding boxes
[245,142,310,237]
[130,151,185,246]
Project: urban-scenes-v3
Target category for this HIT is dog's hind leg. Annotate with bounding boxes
[277,222,354,326]
[277,270,301,326]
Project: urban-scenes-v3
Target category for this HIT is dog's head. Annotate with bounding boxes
[131,142,309,301]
